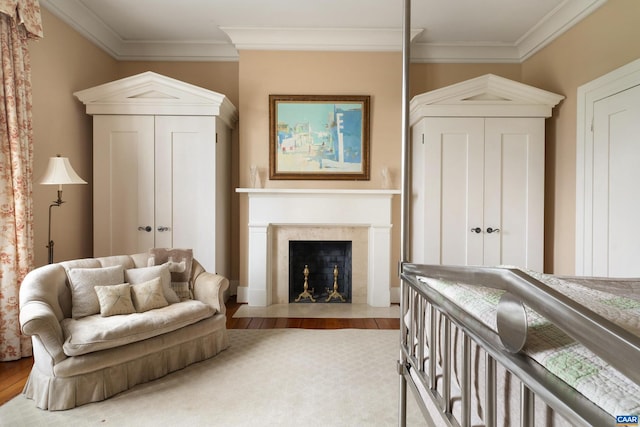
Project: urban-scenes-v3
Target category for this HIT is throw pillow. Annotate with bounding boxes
[67,265,125,318]
[130,277,169,312]
[94,283,136,317]
[148,248,193,301]
[124,264,179,304]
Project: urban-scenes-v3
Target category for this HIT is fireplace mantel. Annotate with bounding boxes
[236,188,400,306]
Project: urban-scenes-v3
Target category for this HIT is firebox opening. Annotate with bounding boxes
[289,240,352,303]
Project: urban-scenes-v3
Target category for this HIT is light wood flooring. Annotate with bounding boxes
[0,297,399,406]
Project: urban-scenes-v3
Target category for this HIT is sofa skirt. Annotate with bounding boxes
[22,314,229,411]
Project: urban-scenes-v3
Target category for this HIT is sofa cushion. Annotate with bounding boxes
[148,248,193,301]
[61,300,215,357]
[125,264,179,304]
[94,283,136,317]
[67,265,125,318]
[130,277,168,312]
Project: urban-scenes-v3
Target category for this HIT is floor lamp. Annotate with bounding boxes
[39,155,87,264]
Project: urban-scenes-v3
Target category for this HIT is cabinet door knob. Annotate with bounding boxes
[157,226,170,232]
[486,227,500,234]
[138,226,152,232]
[470,227,482,233]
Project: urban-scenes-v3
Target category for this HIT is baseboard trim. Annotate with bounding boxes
[236,285,249,303]
[390,286,401,304]
[228,279,239,296]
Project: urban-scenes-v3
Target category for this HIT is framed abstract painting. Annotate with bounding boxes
[269,94,370,180]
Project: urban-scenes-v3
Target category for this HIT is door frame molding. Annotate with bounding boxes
[576,58,640,274]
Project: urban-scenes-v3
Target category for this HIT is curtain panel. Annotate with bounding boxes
[0,0,41,361]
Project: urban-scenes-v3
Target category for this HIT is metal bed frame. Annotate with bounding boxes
[395,1,639,426]
[397,263,640,426]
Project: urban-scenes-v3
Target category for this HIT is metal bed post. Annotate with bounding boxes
[398,0,412,425]
[399,284,408,427]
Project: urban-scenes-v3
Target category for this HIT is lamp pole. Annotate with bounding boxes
[46,189,64,264]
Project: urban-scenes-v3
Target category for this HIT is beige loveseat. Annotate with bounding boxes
[19,253,229,411]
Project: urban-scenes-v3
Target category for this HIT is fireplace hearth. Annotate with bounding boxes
[289,240,352,303]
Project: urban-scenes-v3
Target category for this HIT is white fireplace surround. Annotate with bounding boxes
[236,188,400,306]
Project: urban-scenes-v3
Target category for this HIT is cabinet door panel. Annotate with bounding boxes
[410,120,427,262]
[485,118,544,270]
[155,116,217,271]
[93,116,155,256]
[423,118,484,265]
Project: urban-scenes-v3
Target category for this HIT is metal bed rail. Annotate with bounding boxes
[398,263,640,427]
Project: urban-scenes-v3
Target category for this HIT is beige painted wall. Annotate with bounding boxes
[29,10,242,271]
[237,50,403,290]
[410,63,521,96]
[235,54,526,292]
[116,62,239,107]
[522,0,640,274]
[27,1,640,282]
[29,8,117,267]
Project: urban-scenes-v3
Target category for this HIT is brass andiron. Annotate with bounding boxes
[295,264,316,302]
[326,265,346,302]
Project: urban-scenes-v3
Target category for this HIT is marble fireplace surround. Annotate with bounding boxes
[236,189,400,306]
[279,227,362,304]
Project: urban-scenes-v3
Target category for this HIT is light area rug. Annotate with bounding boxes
[0,329,425,427]
[233,303,400,319]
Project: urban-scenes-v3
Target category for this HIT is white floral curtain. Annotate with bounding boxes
[0,0,42,361]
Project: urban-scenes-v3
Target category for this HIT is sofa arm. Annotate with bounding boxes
[20,301,67,364]
[193,272,229,315]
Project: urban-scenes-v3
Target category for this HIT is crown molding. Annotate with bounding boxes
[410,42,522,64]
[73,71,238,126]
[112,41,239,62]
[516,0,608,61]
[40,0,239,61]
[219,27,423,52]
[40,0,606,63]
[410,0,607,63]
[41,0,122,58]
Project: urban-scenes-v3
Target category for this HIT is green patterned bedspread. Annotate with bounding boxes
[417,270,640,417]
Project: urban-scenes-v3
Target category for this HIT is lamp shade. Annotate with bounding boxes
[39,156,87,185]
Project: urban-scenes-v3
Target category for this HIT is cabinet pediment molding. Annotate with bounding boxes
[74,71,238,127]
[129,90,179,100]
[410,74,564,125]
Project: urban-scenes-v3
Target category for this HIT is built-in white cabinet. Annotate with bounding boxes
[74,72,237,276]
[410,75,563,271]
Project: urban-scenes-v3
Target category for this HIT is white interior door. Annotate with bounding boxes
[591,84,640,276]
[423,117,484,265]
[93,115,155,257]
[484,118,544,270]
[155,116,217,271]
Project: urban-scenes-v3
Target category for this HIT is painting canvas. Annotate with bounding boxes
[269,95,370,180]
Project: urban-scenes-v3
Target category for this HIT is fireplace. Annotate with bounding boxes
[289,240,352,303]
[236,188,399,306]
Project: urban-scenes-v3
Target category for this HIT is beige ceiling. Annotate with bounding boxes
[40,0,607,62]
